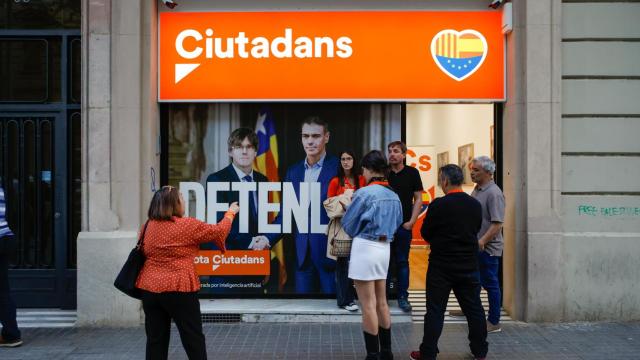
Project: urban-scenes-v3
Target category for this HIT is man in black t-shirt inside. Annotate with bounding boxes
[387,141,423,312]
[409,164,488,360]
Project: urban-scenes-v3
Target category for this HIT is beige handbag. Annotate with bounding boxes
[327,217,352,257]
[324,194,353,258]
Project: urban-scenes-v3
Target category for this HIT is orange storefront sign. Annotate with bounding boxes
[159,11,505,101]
[195,250,270,276]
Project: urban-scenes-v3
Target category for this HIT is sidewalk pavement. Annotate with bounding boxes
[2,321,638,359]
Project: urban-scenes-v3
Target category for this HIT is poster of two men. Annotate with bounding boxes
[166,103,401,295]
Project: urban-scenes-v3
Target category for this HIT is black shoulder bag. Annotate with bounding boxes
[113,221,149,299]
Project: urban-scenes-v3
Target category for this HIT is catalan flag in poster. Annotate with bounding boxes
[254,108,287,291]
[254,109,279,183]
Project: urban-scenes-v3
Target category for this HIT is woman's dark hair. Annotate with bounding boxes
[361,150,390,177]
[148,186,182,220]
[337,150,362,190]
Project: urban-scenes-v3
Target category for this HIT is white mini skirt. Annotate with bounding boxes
[348,237,391,281]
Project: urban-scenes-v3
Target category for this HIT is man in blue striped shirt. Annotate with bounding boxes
[0,186,22,347]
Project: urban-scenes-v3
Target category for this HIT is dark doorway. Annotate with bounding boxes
[0,113,76,308]
[0,31,81,308]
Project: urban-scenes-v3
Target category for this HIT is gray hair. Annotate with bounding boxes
[472,156,496,174]
[439,164,464,186]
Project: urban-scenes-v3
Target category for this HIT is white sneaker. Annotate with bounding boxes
[342,302,359,312]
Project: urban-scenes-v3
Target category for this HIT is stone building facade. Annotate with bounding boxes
[76,0,640,325]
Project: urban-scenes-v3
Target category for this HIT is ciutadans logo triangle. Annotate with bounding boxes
[175,63,201,84]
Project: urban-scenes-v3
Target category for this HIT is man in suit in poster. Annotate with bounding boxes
[204,127,272,293]
[264,116,339,294]
[207,127,270,250]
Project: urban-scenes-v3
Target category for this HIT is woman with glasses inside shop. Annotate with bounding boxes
[326,150,366,312]
[135,185,239,360]
[342,150,403,360]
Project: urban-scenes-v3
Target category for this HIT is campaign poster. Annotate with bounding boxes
[166,103,401,296]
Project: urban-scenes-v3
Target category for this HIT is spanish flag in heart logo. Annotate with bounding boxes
[431,29,488,82]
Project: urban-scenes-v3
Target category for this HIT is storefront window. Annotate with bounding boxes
[406,103,494,196]
[165,102,401,296]
[404,103,495,292]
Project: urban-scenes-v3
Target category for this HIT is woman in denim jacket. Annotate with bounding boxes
[342,150,403,360]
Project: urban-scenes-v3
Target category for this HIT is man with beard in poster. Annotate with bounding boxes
[204,127,274,293]
[263,116,339,294]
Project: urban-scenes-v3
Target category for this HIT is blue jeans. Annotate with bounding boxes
[335,257,355,307]
[0,252,21,341]
[388,226,411,299]
[478,250,501,325]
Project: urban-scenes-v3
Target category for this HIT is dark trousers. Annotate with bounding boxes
[0,252,20,341]
[420,266,488,359]
[388,226,411,299]
[478,251,501,325]
[335,256,355,307]
[141,290,207,360]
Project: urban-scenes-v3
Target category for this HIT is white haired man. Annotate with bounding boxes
[470,156,505,333]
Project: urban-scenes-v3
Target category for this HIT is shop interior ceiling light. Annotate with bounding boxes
[162,0,178,9]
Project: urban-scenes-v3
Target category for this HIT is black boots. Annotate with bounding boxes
[363,331,380,360]
[379,327,393,360]
[363,327,393,360]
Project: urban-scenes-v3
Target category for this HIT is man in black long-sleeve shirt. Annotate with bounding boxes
[409,165,488,360]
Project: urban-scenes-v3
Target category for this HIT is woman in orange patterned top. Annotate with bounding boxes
[135,186,239,360]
